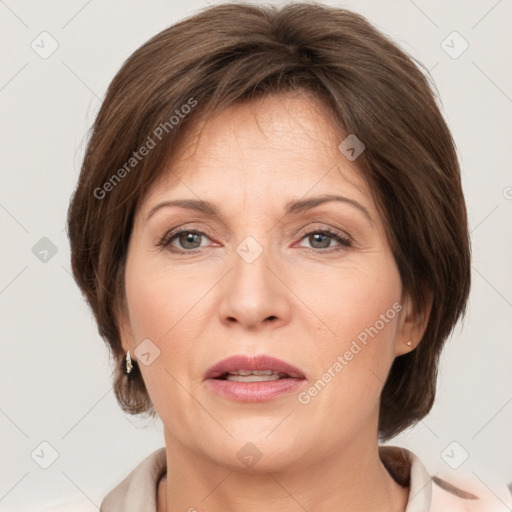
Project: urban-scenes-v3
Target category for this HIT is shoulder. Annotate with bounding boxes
[100,446,167,511]
[379,445,512,512]
[430,471,512,511]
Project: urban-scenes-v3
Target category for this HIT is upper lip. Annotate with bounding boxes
[204,354,306,380]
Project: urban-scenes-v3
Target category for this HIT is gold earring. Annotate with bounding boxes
[125,351,133,375]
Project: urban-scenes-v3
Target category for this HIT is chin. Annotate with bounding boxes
[210,432,305,472]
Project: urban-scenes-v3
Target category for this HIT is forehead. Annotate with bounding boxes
[140,92,372,216]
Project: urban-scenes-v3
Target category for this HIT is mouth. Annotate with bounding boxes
[204,354,307,401]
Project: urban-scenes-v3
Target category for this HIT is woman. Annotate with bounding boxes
[65,2,508,511]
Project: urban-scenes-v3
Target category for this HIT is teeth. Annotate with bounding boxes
[216,370,291,381]
[232,370,274,376]
[225,373,281,382]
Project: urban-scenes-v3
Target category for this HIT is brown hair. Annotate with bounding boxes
[67,1,471,441]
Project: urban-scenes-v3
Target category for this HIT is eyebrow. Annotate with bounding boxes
[146,194,374,225]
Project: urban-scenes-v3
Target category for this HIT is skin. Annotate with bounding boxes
[118,91,430,512]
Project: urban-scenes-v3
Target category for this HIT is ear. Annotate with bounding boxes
[394,289,433,356]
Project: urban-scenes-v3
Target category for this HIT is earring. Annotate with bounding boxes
[124,350,133,375]
[406,340,413,347]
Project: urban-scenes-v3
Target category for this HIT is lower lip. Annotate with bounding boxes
[205,377,306,402]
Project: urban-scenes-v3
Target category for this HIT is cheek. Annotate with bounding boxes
[124,254,204,340]
[298,258,402,394]
[307,257,401,341]
[125,277,172,338]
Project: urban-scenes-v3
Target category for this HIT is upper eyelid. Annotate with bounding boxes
[162,221,349,237]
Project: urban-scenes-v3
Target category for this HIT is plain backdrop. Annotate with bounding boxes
[1,0,511,510]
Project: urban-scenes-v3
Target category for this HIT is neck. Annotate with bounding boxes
[157,429,409,512]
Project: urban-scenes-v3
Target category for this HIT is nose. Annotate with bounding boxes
[217,243,291,331]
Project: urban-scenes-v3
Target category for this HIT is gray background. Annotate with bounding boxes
[1,0,511,510]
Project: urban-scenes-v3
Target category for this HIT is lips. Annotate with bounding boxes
[204,354,306,381]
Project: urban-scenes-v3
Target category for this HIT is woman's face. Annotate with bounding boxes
[119,92,418,470]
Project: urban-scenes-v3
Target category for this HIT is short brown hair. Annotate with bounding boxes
[67,1,471,441]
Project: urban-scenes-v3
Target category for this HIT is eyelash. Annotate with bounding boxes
[157,226,353,255]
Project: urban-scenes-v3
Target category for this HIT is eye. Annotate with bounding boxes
[158,226,352,255]
[159,229,212,253]
[297,228,352,252]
